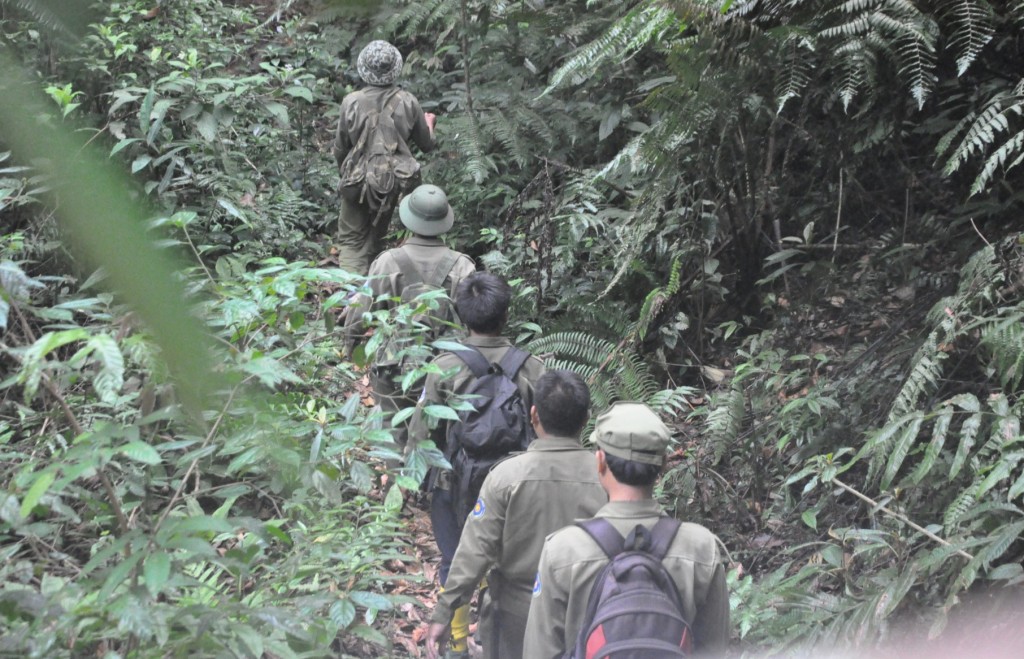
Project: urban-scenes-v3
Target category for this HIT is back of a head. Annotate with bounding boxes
[591,402,671,488]
[534,370,590,438]
[455,272,511,335]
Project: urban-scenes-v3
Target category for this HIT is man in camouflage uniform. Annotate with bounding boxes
[423,370,607,659]
[333,40,435,275]
[344,184,475,454]
[409,272,546,658]
[524,402,731,659]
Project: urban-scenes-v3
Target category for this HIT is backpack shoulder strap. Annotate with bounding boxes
[577,518,626,558]
[391,248,424,287]
[426,249,459,289]
[647,517,682,560]
[496,346,530,379]
[452,345,492,379]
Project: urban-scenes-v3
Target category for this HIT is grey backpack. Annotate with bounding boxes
[570,517,692,659]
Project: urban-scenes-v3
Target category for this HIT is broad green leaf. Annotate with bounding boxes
[801,509,817,531]
[987,563,1024,581]
[195,112,218,142]
[233,624,264,657]
[283,85,313,103]
[384,484,403,513]
[391,407,416,426]
[99,551,143,601]
[20,470,55,517]
[138,87,156,133]
[349,591,394,612]
[423,405,460,421]
[143,552,171,597]
[262,100,289,126]
[329,599,356,629]
[121,441,161,465]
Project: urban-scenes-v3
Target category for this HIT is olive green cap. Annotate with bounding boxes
[399,184,455,236]
[590,402,671,465]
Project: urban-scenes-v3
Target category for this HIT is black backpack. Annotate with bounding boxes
[446,346,534,524]
[570,517,693,659]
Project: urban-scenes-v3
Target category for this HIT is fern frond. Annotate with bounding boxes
[0,0,83,37]
[527,331,615,366]
[970,129,1024,196]
[544,4,677,94]
[942,97,1022,176]
[979,519,1024,566]
[943,481,979,527]
[381,0,453,42]
[647,386,698,417]
[908,406,953,485]
[775,32,815,112]
[948,411,983,480]
[881,413,924,490]
[444,113,493,183]
[889,335,946,421]
[637,257,681,340]
[937,0,994,76]
[705,385,745,466]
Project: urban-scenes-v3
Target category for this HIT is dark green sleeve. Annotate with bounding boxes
[407,96,434,154]
[333,98,353,166]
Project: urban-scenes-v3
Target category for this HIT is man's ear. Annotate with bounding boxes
[595,449,607,475]
[530,405,540,427]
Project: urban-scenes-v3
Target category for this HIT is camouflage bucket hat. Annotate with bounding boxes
[399,184,455,236]
[590,402,671,465]
[357,40,403,87]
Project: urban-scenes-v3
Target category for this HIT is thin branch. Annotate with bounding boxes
[831,477,973,560]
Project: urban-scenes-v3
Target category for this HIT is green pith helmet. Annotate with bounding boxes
[399,184,455,236]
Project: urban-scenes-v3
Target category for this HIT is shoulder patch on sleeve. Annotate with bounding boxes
[471,497,486,518]
[532,572,542,597]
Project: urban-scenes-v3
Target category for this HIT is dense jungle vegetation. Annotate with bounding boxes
[1,0,1023,656]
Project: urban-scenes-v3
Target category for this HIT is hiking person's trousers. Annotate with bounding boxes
[335,194,396,276]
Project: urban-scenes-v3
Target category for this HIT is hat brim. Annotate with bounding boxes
[399,194,455,236]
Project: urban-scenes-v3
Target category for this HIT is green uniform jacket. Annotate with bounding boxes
[524,500,731,659]
[408,335,546,455]
[430,436,608,625]
[343,236,476,347]
[332,85,434,168]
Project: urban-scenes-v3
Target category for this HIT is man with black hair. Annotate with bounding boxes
[409,271,546,658]
[524,401,730,659]
[423,370,607,659]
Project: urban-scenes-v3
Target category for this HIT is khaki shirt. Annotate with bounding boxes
[343,236,476,346]
[524,500,730,659]
[333,85,434,166]
[408,335,546,454]
[430,436,607,625]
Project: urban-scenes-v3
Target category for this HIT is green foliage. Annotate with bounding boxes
[4,0,1024,655]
